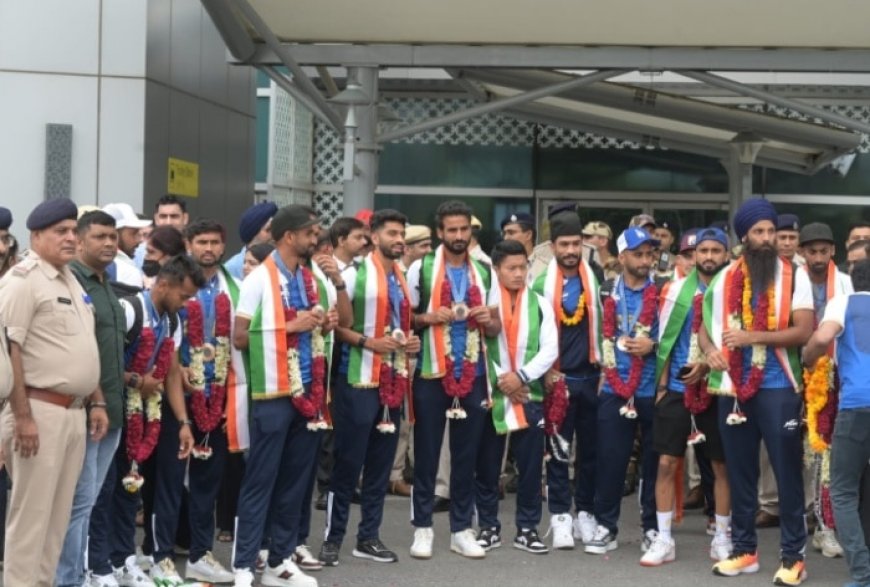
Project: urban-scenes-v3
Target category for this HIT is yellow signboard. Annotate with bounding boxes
[167,157,199,198]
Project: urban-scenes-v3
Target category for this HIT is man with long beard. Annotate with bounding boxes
[798,222,852,559]
[701,198,814,585]
[318,209,421,566]
[642,228,732,567]
[532,212,602,550]
[406,200,500,560]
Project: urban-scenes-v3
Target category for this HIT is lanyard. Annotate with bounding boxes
[615,275,648,335]
[274,252,310,310]
[143,293,168,370]
[387,272,404,329]
[197,274,219,339]
[447,264,469,304]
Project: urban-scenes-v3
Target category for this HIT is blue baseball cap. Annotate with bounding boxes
[696,227,729,249]
[617,227,660,253]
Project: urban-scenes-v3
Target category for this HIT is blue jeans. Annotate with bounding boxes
[831,408,870,584]
[55,427,122,586]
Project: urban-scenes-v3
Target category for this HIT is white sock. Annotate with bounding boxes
[656,511,673,541]
[715,514,731,539]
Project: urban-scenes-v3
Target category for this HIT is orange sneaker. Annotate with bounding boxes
[773,558,807,586]
[712,551,760,576]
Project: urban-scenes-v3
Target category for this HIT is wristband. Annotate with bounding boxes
[179,419,193,427]
[334,282,347,291]
[128,373,140,389]
[89,401,108,409]
[357,335,368,349]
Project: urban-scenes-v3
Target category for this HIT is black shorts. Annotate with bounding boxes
[653,391,724,461]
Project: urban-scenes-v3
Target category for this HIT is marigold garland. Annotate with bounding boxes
[726,263,774,406]
[601,281,658,402]
[560,292,586,326]
[123,324,174,492]
[803,355,838,452]
[440,277,483,419]
[284,267,329,430]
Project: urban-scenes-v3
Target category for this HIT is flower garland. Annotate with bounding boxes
[683,293,711,444]
[123,326,174,492]
[560,292,586,326]
[186,292,232,459]
[377,297,411,434]
[284,268,329,431]
[724,263,775,425]
[803,356,838,453]
[602,281,658,418]
[543,375,570,461]
[440,277,483,419]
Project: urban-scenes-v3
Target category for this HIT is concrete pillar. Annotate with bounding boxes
[342,66,379,215]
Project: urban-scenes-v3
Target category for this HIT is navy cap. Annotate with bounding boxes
[0,207,11,230]
[695,227,729,250]
[777,213,800,232]
[239,201,278,243]
[500,212,535,230]
[547,202,577,219]
[617,227,660,253]
[26,198,78,231]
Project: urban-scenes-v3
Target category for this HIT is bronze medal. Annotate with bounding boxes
[452,302,469,321]
[616,336,630,352]
[202,343,216,362]
[392,328,407,344]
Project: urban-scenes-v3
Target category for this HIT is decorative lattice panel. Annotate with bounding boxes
[740,103,870,153]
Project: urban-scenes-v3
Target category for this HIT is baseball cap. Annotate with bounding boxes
[776,213,800,232]
[678,228,700,253]
[617,227,660,253]
[799,222,834,246]
[102,203,152,229]
[695,227,729,250]
[629,214,656,229]
[582,221,612,239]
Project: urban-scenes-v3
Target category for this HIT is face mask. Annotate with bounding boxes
[142,259,161,278]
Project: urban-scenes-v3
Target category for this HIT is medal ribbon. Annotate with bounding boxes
[448,265,469,314]
[143,293,168,371]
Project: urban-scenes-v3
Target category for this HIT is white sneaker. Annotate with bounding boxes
[261,558,317,587]
[639,535,676,567]
[233,568,255,587]
[813,528,844,558]
[135,551,154,572]
[113,555,155,587]
[584,525,618,555]
[149,558,184,585]
[450,528,487,559]
[86,571,120,587]
[640,529,658,553]
[549,514,575,550]
[410,527,434,559]
[573,511,597,544]
[256,549,268,573]
[709,534,733,561]
[293,544,324,571]
[186,551,234,583]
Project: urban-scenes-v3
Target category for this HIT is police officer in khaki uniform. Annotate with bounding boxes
[0,198,108,587]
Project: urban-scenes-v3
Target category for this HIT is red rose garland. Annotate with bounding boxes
[440,277,482,400]
[188,293,232,434]
[287,268,328,423]
[683,294,712,415]
[727,265,770,404]
[602,283,658,400]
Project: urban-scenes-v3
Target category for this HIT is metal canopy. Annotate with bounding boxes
[201,0,870,215]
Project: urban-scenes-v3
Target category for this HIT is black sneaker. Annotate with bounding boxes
[514,528,549,554]
[352,538,398,563]
[476,527,502,551]
[318,541,340,567]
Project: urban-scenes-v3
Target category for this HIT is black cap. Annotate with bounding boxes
[0,207,11,230]
[26,198,78,230]
[777,213,800,232]
[500,212,535,230]
[549,212,582,240]
[270,205,319,241]
[799,222,834,246]
[547,202,577,219]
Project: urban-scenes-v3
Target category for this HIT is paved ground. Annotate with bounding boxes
[179,493,848,587]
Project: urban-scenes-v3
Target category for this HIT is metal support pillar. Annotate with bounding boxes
[342,67,379,215]
[723,146,755,242]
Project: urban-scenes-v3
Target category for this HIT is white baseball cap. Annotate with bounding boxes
[102,203,152,229]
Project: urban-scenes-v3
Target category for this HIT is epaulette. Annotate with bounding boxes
[11,259,37,276]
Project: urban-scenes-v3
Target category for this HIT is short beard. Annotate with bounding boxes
[697,261,727,278]
[556,254,579,270]
[444,239,468,255]
[744,243,778,290]
[379,243,401,260]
